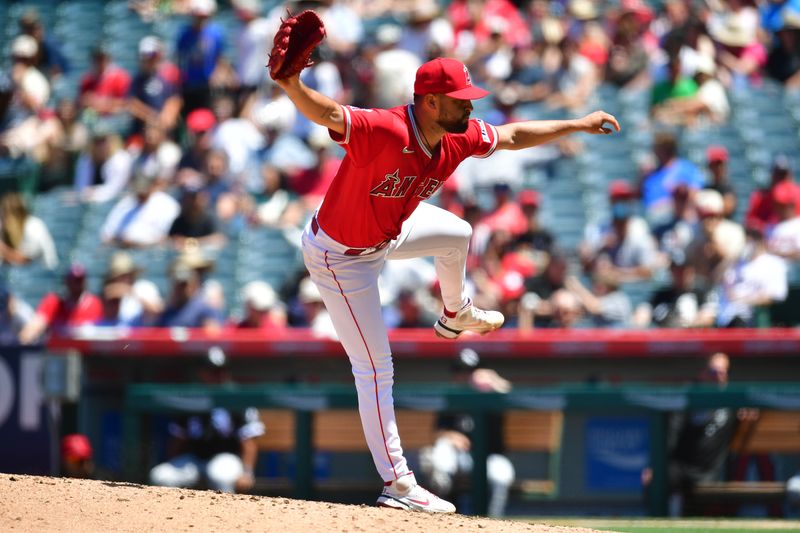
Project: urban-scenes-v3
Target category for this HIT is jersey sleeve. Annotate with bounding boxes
[464,118,499,159]
[328,105,392,165]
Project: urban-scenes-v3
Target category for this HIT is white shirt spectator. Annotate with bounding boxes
[211,118,264,178]
[120,279,163,324]
[769,217,800,259]
[715,252,787,326]
[100,190,180,246]
[19,66,49,111]
[697,77,730,122]
[398,18,455,60]
[75,149,133,203]
[237,16,276,87]
[13,216,59,270]
[373,48,421,108]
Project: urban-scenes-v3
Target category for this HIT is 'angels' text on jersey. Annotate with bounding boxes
[369,170,442,200]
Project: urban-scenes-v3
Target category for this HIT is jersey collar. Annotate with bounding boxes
[407,104,432,159]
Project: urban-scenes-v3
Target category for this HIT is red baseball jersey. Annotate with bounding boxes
[317,104,499,248]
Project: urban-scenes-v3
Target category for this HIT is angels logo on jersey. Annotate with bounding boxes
[463,65,472,86]
[370,169,442,200]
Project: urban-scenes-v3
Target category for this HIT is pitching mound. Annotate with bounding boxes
[0,474,605,533]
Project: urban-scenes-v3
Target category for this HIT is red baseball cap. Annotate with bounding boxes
[186,108,216,133]
[706,145,729,163]
[609,179,636,200]
[62,434,92,462]
[414,58,490,100]
[772,180,798,205]
[518,189,541,207]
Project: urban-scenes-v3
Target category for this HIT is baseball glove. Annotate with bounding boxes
[267,10,326,81]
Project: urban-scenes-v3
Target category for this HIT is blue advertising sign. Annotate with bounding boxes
[585,416,650,491]
[0,348,51,474]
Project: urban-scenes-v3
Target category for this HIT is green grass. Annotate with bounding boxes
[521,518,800,532]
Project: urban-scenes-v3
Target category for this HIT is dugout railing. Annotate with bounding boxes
[122,382,800,516]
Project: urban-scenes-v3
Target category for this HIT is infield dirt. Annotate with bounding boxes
[0,473,608,533]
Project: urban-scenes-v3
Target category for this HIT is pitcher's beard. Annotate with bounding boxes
[437,115,470,134]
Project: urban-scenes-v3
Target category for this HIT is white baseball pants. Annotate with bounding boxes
[301,202,472,481]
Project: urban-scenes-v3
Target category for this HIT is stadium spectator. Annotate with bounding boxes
[8,35,49,114]
[19,264,103,344]
[253,163,302,228]
[745,154,800,232]
[232,0,275,98]
[372,24,423,109]
[765,15,800,87]
[397,0,455,61]
[711,0,767,87]
[768,181,800,260]
[638,131,705,225]
[476,182,528,239]
[545,37,599,112]
[171,245,227,315]
[169,183,226,249]
[157,257,224,331]
[520,253,569,328]
[297,276,337,340]
[514,189,554,254]
[74,126,133,203]
[231,280,287,331]
[702,227,788,327]
[176,0,229,114]
[40,99,89,190]
[686,189,746,288]
[654,55,730,127]
[100,165,180,248]
[178,108,217,172]
[79,45,132,117]
[149,350,264,493]
[565,272,632,328]
[633,250,711,329]
[0,282,34,345]
[419,348,515,517]
[96,280,139,327]
[210,94,264,180]
[17,9,70,79]
[129,122,182,183]
[653,184,698,256]
[580,180,658,284]
[128,36,182,136]
[650,55,698,119]
[705,145,737,219]
[102,251,164,327]
[605,0,653,89]
[0,191,58,270]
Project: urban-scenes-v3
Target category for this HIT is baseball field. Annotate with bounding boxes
[3,474,799,533]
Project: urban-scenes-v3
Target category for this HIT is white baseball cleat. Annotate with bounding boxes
[433,300,505,339]
[377,473,456,513]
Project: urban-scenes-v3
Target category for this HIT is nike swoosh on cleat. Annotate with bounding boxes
[407,498,430,506]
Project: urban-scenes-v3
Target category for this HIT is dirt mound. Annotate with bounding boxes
[0,474,604,533]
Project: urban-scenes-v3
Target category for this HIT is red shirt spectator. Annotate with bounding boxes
[19,264,102,344]
[745,155,800,231]
[448,0,530,48]
[478,183,528,236]
[79,46,131,115]
[230,281,287,332]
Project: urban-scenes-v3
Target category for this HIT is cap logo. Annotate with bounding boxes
[463,65,472,87]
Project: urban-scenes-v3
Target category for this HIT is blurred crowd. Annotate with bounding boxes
[2,0,800,343]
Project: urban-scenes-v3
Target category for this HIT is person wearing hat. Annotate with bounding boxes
[653,184,698,254]
[9,34,49,114]
[514,189,554,253]
[767,180,800,260]
[17,8,70,78]
[745,154,800,231]
[102,251,164,326]
[580,180,658,284]
[705,146,737,219]
[157,255,223,332]
[418,348,514,517]
[129,35,182,136]
[19,263,103,344]
[168,182,226,250]
[297,276,337,341]
[275,53,618,511]
[232,280,287,330]
[176,0,229,115]
[685,189,746,287]
[79,44,131,116]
